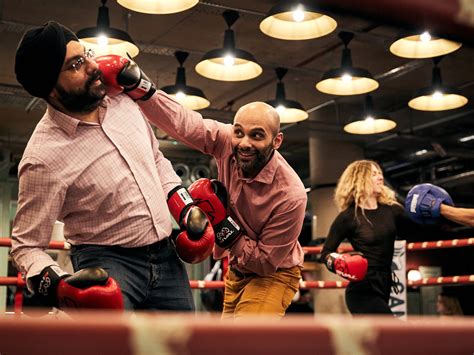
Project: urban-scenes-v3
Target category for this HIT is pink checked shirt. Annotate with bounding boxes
[11,95,181,280]
[140,91,307,276]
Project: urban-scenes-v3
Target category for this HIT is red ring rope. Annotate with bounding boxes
[303,237,474,254]
[3,276,472,290]
[1,237,472,252]
[0,238,70,250]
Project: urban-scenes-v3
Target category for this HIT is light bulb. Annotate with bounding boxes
[365,115,375,123]
[276,105,286,114]
[292,6,305,22]
[341,74,352,82]
[175,91,186,100]
[432,91,443,99]
[420,31,432,42]
[97,35,109,47]
[224,55,235,67]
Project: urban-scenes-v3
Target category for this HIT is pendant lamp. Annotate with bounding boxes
[259,0,337,40]
[316,31,379,96]
[117,0,198,14]
[344,95,396,135]
[161,51,210,111]
[77,0,139,58]
[390,31,462,59]
[409,57,468,111]
[266,68,308,123]
[195,10,262,81]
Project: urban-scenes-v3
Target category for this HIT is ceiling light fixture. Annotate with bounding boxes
[161,51,210,111]
[77,0,139,58]
[316,31,379,96]
[266,68,308,123]
[117,0,198,14]
[259,0,337,40]
[390,30,462,59]
[408,57,468,111]
[195,10,262,82]
[344,95,396,135]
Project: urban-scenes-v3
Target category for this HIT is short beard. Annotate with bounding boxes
[233,144,274,178]
[55,72,106,113]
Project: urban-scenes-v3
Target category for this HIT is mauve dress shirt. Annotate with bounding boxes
[11,94,181,281]
[139,91,307,276]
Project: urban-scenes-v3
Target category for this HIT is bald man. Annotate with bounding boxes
[137,93,307,319]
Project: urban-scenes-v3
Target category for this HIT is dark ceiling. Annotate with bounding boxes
[0,0,473,206]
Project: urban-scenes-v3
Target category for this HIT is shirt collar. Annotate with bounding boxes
[46,97,110,136]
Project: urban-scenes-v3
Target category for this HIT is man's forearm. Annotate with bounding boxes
[440,204,474,227]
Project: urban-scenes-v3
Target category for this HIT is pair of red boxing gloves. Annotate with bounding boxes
[29,178,237,311]
[167,178,243,264]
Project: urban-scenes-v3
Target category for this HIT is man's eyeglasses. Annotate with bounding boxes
[63,49,95,72]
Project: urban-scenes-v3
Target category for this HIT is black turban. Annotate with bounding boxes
[15,21,79,99]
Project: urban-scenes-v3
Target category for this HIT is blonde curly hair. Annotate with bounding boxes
[334,160,399,220]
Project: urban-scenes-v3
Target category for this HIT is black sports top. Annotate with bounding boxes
[321,204,417,271]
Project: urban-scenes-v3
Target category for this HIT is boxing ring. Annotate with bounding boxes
[0,237,473,355]
[0,237,473,313]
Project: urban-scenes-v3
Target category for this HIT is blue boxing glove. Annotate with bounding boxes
[405,183,454,224]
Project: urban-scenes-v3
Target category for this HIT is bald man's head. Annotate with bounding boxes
[231,101,283,178]
[234,102,280,137]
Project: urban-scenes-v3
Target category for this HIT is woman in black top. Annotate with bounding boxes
[321,160,414,315]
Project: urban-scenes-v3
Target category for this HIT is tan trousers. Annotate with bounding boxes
[221,266,301,320]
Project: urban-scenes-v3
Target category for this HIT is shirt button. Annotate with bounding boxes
[230,200,235,205]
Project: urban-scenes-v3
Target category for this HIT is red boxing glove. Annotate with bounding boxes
[31,266,124,309]
[95,54,155,100]
[188,178,242,249]
[167,185,215,264]
[325,252,368,282]
[57,268,124,309]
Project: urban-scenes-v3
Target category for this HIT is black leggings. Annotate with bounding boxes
[345,269,393,315]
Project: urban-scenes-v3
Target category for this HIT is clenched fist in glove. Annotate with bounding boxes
[95,54,155,100]
[405,183,454,224]
[30,266,124,309]
[167,185,215,264]
[325,252,368,282]
[188,178,242,249]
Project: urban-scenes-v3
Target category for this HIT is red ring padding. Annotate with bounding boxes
[0,313,473,355]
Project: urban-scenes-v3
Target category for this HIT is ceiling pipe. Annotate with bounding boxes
[366,108,474,147]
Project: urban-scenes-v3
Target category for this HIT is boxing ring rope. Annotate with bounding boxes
[2,274,473,291]
[1,236,473,314]
[0,238,70,250]
[302,237,474,254]
[1,237,472,253]
[187,276,474,290]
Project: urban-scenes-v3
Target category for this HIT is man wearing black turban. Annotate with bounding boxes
[15,21,106,114]
[11,21,197,312]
